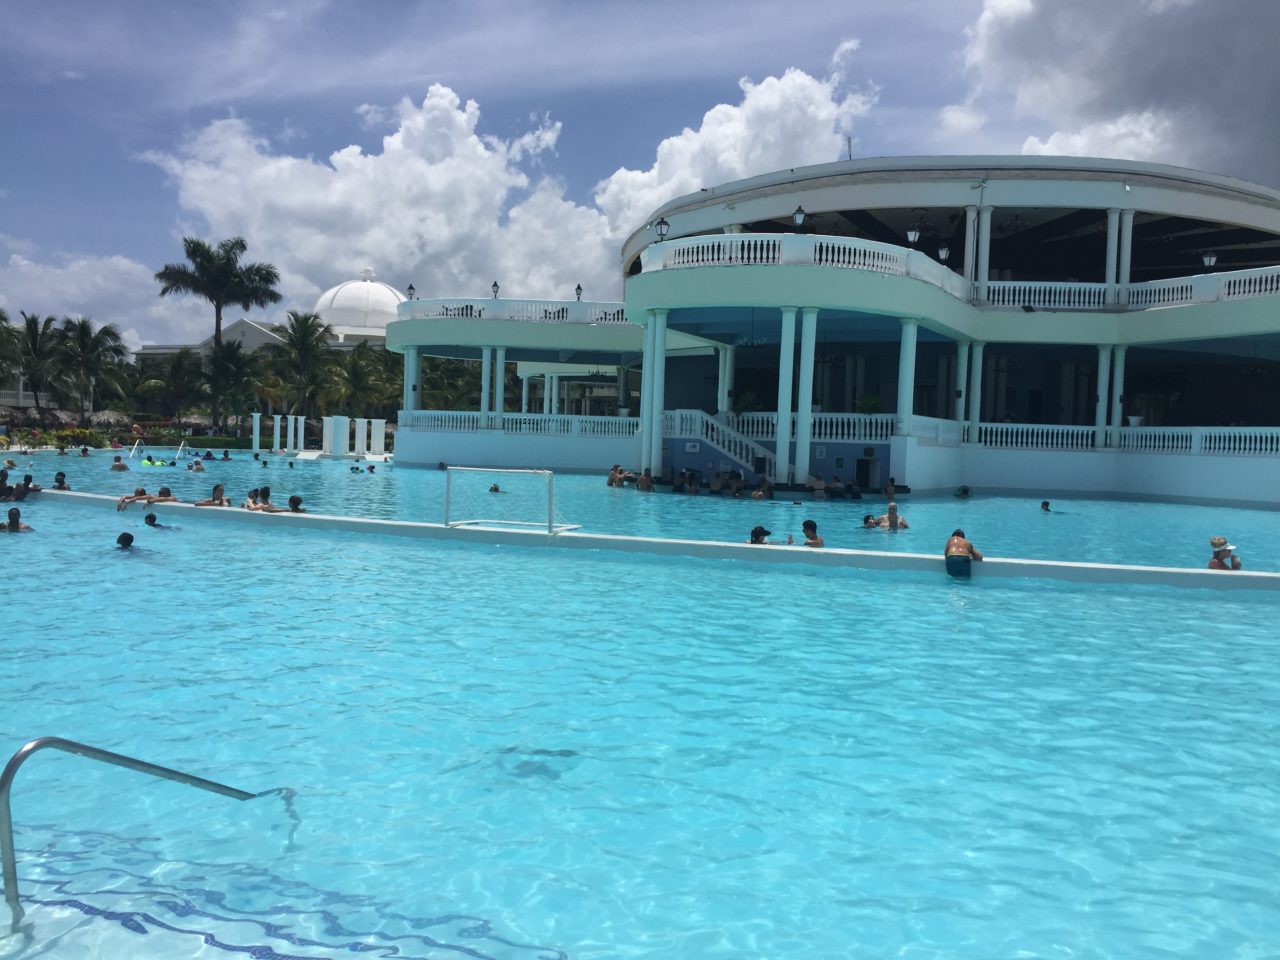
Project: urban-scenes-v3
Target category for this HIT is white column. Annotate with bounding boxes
[321,417,334,455]
[1094,345,1113,447]
[542,374,551,415]
[724,347,735,413]
[977,206,993,300]
[331,415,350,457]
[352,418,368,456]
[895,319,919,437]
[370,419,387,455]
[773,307,797,485]
[616,366,627,413]
[1105,207,1120,302]
[963,204,978,287]
[954,342,969,422]
[521,376,530,413]
[251,412,262,453]
[493,347,506,422]
[793,307,819,484]
[402,346,419,411]
[294,415,306,453]
[272,415,283,453]
[1118,209,1135,305]
[1110,345,1127,440]
[639,313,656,470]
[649,308,669,475]
[479,348,492,415]
[967,342,985,441]
[716,347,729,414]
[550,375,560,415]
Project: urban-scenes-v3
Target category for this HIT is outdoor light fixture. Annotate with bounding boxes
[406,283,415,299]
[793,205,807,227]
[575,283,583,301]
[937,243,950,263]
[492,281,500,298]
[906,226,920,245]
[655,217,670,240]
[1202,251,1218,267]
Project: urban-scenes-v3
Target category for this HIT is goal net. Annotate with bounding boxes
[443,467,578,534]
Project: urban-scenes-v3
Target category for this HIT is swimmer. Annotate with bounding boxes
[1208,535,1242,571]
[242,488,261,510]
[110,455,129,471]
[287,494,305,513]
[787,519,824,548]
[862,513,880,529]
[116,531,135,550]
[4,507,32,532]
[143,513,171,529]
[117,487,149,511]
[747,525,772,545]
[192,460,205,472]
[194,483,230,507]
[146,486,178,505]
[366,465,375,473]
[52,471,70,491]
[2,459,16,470]
[1041,500,1051,512]
[489,483,501,493]
[79,446,91,457]
[954,485,971,499]
[944,529,983,578]
[879,502,909,530]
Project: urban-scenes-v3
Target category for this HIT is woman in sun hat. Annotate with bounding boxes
[747,525,772,544]
[1208,535,1242,570]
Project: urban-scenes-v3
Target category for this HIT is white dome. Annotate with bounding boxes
[313,269,405,330]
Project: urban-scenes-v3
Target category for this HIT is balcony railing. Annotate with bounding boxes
[728,411,896,443]
[640,233,1280,313]
[400,298,626,325]
[400,410,640,437]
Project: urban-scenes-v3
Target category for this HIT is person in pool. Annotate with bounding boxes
[242,488,260,510]
[194,483,231,507]
[944,529,983,578]
[879,502,909,529]
[110,455,129,471]
[1041,500,1051,512]
[787,519,824,548]
[862,513,880,529]
[116,532,135,550]
[143,512,172,529]
[117,487,149,511]
[146,486,179,505]
[52,471,70,490]
[747,525,772,544]
[4,507,32,532]
[1207,535,1242,570]
[286,494,305,513]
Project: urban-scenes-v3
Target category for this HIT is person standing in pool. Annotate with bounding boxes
[787,519,825,547]
[944,529,983,578]
[4,507,32,532]
[110,455,129,471]
[747,525,772,544]
[194,483,231,507]
[1208,536,1242,570]
[879,502,909,529]
[1041,500,1051,512]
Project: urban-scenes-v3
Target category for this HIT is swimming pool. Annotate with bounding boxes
[4,500,1278,957]
[15,449,1280,571]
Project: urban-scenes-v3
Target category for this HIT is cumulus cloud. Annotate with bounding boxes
[0,247,208,351]
[949,0,1280,185]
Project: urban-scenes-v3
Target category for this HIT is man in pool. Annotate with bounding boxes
[116,532,135,550]
[52,471,70,490]
[110,455,129,471]
[879,502,909,529]
[1041,500,1051,512]
[144,513,172,529]
[4,507,32,532]
[944,529,983,578]
[787,519,824,548]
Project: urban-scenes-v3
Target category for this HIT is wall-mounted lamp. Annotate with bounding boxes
[654,217,670,240]
[406,283,416,300]
[906,226,921,246]
[1124,182,1132,192]
[1202,251,1218,268]
[492,281,500,298]
[937,243,950,263]
[575,283,583,301]
[792,205,807,227]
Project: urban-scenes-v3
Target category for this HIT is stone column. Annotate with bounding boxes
[793,307,819,484]
[967,342,985,442]
[639,313,655,470]
[521,376,529,413]
[330,415,350,457]
[963,204,978,288]
[542,374,551,415]
[1110,345,1127,441]
[649,308,669,475]
[1094,345,1113,447]
[773,307,797,486]
[251,412,262,453]
[494,347,507,422]
[479,348,492,415]
[1118,209,1135,305]
[353,418,369,456]
[895,319,919,436]
[370,419,387,455]
[1105,207,1120,302]
[272,415,282,453]
[977,206,993,301]
[954,342,969,423]
[321,417,334,455]
[716,347,729,414]
[402,346,419,412]
[294,414,306,453]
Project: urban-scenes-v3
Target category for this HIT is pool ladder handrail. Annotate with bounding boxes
[1,736,264,934]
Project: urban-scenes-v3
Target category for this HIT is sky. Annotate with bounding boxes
[1,0,1278,351]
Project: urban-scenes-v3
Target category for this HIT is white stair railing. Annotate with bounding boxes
[664,410,776,480]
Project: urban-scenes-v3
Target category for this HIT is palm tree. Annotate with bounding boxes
[15,312,61,423]
[138,349,207,420]
[206,340,261,436]
[330,341,394,417]
[154,236,282,348]
[57,316,128,427]
[264,311,336,420]
[0,308,13,384]
[421,357,481,410]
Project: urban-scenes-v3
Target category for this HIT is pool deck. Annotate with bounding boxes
[41,490,1280,592]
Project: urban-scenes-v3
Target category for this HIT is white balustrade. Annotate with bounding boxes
[985,281,1108,310]
[727,412,895,444]
[1125,277,1197,308]
[402,298,625,325]
[911,415,965,445]
[1221,266,1280,300]
[1115,427,1193,453]
[977,422,1096,450]
[399,410,640,437]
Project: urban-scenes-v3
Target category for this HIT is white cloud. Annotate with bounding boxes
[938,103,986,138]
[1021,110,1178,162]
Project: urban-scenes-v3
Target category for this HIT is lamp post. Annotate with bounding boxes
[575,283,583,301]
[492,281,500,298]
[406,283,415,300]
[654,217,670,240]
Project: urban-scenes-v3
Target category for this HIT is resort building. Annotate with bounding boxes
[397,156,1280,504]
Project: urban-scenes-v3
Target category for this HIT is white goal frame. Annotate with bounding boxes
[443,467,577,535]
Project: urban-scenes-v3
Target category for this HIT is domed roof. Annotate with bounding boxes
[313,269,405,330]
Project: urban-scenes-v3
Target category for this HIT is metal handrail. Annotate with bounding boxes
[1,737,268,933]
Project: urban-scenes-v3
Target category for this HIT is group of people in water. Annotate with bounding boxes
[114,482,305,514]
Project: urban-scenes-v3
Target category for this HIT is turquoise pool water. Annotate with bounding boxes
[15,449,1280,571]
[4,499,1278,958]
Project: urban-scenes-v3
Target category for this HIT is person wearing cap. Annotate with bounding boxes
[944,529,983,578]
[747,525,772,544]
[878,502,909,529]
[1208,536,1242,570]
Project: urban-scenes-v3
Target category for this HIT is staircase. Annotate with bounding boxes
[664,410,777,481]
